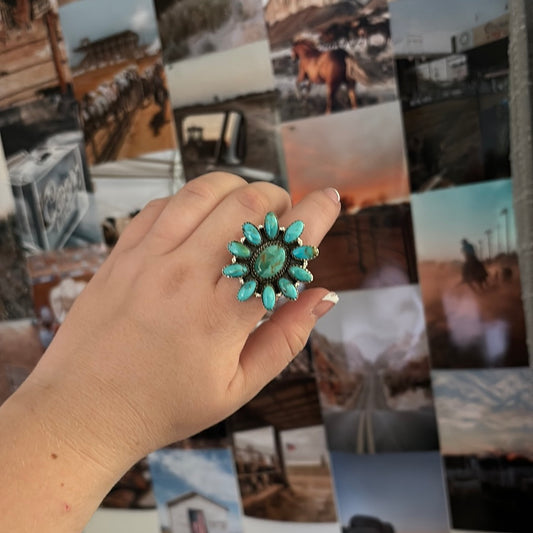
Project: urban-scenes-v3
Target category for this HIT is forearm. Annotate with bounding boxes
[0,376,136,533]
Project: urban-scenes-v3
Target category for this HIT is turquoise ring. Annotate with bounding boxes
[222,212,319,311]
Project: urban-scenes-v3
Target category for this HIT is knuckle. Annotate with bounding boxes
[143,197,168,211]
[181,179,218,202]
[235,186,269,219]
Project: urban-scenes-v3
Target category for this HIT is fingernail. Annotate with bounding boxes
[312,291,339,318]
[324,187,340,204]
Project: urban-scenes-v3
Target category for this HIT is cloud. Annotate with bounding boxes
[130,6,154,32]
[152,449,240,505]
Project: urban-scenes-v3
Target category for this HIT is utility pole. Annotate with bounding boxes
[485,229,493,260]
[478,239,483,260]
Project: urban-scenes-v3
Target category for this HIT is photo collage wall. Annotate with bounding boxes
[0,1,531,533]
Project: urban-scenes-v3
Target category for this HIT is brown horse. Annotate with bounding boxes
[291,38,357,113]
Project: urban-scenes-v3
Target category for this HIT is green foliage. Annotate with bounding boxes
[159,0,232,62]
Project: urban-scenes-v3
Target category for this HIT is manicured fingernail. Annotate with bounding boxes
[324,187,340,204]
[312,291,339,318]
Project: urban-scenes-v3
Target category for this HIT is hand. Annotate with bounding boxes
[22,172,341,467]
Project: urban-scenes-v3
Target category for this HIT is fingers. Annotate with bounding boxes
[279,187,341,246]
[180,180,293,282]
[213,187,340,320]
[141,172,248,255]
[228,288,338,401]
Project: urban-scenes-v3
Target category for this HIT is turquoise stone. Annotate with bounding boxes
[237,280,257,301]
[292,245,319,260]
[254,245,286,279]
[289,266,313,283]
[228,241,251,259]
[278,277,298,300]
[284,220,304,243]
[242,223,262,246]
[262,284,276,311]
[264,212,279,239]
[222,263,248,278]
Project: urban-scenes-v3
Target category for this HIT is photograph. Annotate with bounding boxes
[232,425,337,523]
[281,102,409,207]
[433,368,533,533]
[0,97,103,252]
[58,0,176,164]
[228,346,337,523]
[0,319,43,405]
[264,0,397,121]
[390,0,510,191]
[311,205,418,293]
[331,451,450,533]
[148,447,244,533]
[154,0,267,63]
[174,92,286,188]
[411,179,529,369]
[101,457,156,510]
[311,285,439,454]
[165,40,287,187]
[90,153,175,247]
[0,142,34,320]
[26,243,108,349]
[0,0,73,109]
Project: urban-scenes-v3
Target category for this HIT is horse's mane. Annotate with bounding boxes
[292,37,318,50]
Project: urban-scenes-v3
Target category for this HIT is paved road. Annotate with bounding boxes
[324,369,439,453]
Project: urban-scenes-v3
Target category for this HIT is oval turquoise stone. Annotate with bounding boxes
[284,220,304,243]
[237,280,257,301]
[222,263,248,278]
[228,241,251,259]
[292,245,319,260]
[278,277,298,300]
[242,223,262,246]
[264,212,279,239]
[254,245,286,279]
[289,265,313,283]
[262,284,276,311]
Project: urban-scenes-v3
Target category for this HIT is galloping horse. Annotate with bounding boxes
[291,38,357,113]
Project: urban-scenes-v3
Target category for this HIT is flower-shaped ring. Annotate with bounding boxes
[222,212,319,311]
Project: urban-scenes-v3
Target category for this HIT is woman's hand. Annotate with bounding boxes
[0,173,340,532]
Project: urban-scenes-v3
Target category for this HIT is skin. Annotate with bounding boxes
[0,173,340,532]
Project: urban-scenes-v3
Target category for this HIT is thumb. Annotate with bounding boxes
[228,288,339,402]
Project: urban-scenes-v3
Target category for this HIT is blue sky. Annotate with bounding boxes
[59,0,159,66]
[390,0,508,54]
[331,451,449,533]
[411,179,516,262]
[148,448,243,532]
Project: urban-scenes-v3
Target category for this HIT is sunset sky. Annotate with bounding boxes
[282,102,410,209]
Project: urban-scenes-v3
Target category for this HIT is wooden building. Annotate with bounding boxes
[0,0,71,108]
[73,30,142,71]
[167,491,228,533]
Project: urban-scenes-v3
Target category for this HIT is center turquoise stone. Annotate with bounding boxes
[254,244,286,279]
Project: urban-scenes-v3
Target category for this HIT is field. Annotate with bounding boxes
[418,257,528,368]
[244,465,337,522]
